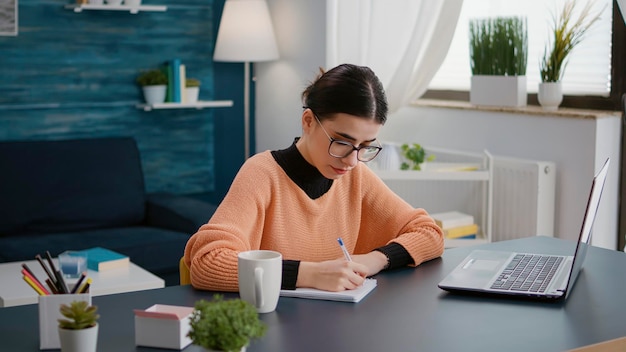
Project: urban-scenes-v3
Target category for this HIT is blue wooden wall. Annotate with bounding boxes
[0,0,247,200]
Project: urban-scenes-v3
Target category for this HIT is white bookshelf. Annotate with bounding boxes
[371,146,493,248]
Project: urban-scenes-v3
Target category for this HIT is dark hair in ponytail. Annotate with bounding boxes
[302,64,388,125]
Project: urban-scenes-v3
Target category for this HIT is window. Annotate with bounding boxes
[428,0,613,97]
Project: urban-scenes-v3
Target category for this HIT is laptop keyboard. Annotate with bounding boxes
[490,254,564,293]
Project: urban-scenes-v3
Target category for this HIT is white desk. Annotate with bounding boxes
[0,259,164,307]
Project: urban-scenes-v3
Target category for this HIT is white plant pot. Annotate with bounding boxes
[142,85,167,105]
[125,0,141,6]
[58,324,98,352]
[538,82,563,111]
[185,87,200,103]
[470,75,527,107]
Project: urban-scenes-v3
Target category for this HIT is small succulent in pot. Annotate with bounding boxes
[58,300,99,330]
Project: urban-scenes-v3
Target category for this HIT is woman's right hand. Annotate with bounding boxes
[296,258,368,292]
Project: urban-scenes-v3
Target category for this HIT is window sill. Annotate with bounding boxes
[411,99,621,120]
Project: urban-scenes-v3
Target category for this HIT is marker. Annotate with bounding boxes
[337,237,352,262]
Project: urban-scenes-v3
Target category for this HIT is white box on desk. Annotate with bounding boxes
[134,304,194,350]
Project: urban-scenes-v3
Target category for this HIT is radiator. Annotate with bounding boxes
[491,156,556,241]
[372,146,556,244]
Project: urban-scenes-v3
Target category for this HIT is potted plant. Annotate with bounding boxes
[188,295,267,352]
[469,16,528,107]
[400,143,435,171]
[538,0,604,111]
[185,78,201,103]
[57,300,100,352]
[136,68,168,105]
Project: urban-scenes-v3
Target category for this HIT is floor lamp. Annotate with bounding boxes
[213,0,279,159]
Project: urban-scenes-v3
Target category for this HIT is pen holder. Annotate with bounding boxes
[38,293,90,350]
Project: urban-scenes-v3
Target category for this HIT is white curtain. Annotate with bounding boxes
[326,0,464,113]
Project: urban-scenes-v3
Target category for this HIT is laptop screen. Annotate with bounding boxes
[563,158,610,298]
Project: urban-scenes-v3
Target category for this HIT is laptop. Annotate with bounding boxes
[438,157,610,301]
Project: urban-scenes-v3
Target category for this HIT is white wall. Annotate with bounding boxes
[255,0,326,153]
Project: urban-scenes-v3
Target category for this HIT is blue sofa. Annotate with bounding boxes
[0,137,217,286]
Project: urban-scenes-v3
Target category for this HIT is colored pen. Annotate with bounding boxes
[78,278,92,294]
[22,275,47,296]
[70,272,87,294]
[337,237,352,262]
[20,268,50,295]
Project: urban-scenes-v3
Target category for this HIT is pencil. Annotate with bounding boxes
[45,251,69,294]
[45,278,59,294]
[70,272,87,294]
[20,268,50,295]
[35,254,57,288]
[22,275,47,296]
[78,278,92,294]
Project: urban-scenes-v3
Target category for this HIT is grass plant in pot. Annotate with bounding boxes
[539,0,604,111]
[185,78,201,103]
[188,295,266,352]
[469,16,528,107]
[136,68,168,105]
[57,300,99,352]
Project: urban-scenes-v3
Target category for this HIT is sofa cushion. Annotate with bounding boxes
[0,226,189,275]
[0,137,146,235]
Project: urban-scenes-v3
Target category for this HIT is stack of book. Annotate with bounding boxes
[430,211,478,239]
[163,59,188,104]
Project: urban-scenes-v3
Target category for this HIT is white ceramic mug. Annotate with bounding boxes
[238,250,282,313]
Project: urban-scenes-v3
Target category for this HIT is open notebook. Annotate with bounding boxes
[280,278,377,303]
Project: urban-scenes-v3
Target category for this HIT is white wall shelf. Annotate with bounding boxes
[137,100,234,111]
[65,4,167,14]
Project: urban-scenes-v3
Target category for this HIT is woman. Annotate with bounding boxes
[184,63,444,292]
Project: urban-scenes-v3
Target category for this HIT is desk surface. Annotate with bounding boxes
[0,236,624,351]
[0,259,164,307]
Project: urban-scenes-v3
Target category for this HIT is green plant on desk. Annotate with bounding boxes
[400,143,435,170]
[188,294,266,352]
[58,300,99,330]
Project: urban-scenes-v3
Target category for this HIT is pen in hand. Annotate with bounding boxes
[337,237,352,262]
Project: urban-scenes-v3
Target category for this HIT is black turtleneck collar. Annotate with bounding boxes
[271,139,333,199]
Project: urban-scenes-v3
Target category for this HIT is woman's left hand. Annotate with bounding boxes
[351,251,388,277]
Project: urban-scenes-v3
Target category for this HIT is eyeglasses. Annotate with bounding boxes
[313,114,382,162]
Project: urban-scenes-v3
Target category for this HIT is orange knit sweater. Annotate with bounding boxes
[184,151,444,291]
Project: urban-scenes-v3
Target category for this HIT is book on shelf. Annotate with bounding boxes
[165,63,174,103]
[430,211,474,230]
[280,278,377,303]
[178,63,187,103]
[444,223,479,239]
[76,247,129,271]
[169,59,181,103]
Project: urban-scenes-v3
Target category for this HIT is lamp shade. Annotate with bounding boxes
[619,0,626,25]
[213,0,279,62]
